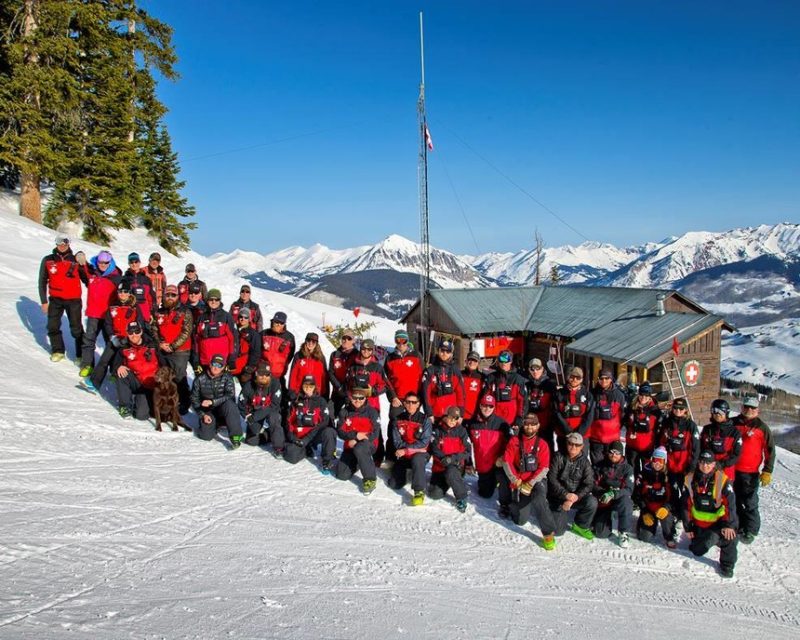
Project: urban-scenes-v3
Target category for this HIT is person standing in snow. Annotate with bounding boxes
[192,288,238,372]
[554,367,594,454]
[732,396,775,544]
[658,397,700,516]
[524,357,557,453]
[588,369,627,465]
[421,338,465,419]
[38,234,84,362]
[154,283,193,414]
[229,307,260,384]
[384,329,423,420]
[288,332,330,400]
[482,349,528,433]
[466,394,510,512]
[144,252,167,307]
[345,338,387,465]
[78,250,122,377]
[178,263,208,304]
[122,252,156,323]
[259,311,296,385]
[623,382,662,480]
[329,328,358,415]
[230,284,263,331]
[699,399,742,481]
[461,351,485,421]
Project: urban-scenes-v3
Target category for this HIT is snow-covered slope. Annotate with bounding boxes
[2,204,800,637]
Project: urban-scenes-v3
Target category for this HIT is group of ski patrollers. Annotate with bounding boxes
[41,236,776,578]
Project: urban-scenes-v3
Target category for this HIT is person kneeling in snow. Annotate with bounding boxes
[592,440,635,547]
[635,447,679,548]
[388,392,432,506]
[114,320,164,420]
[284,375,336,472]
[191,354,243,449]
[335,389,381,494]
[500,412,557,550]
[239,362,284,454]
[428,406,471,513]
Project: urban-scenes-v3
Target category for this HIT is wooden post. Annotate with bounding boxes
[19,0,42,223]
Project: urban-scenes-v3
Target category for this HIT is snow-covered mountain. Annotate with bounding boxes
[2,197,800,638]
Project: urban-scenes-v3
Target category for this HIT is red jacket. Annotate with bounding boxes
[39,248,82,301]
[345,357,386,412]
[467,412,509,474]
[659,415,700,475]
[337,403,381,450]
[430,422,471,473]
[623,402,662,454]
[123,269,155,322]
[328,347,357,397]
[259,329,296,378]
[119,342,160,389]
[145,265,167,307]
[683,469,737,531]
[502,433,550,487]
[635,463,672,515]
[383,348,423,402]
[422,358,465,419]
[194,308,237,367]
[483,370,528,427]
[526,374,556,433]
[734,415,775,474]
[84,267,122,319]
[555,385,594,436]
[289,353,330,399]
[700,420,742,480]
[461,370,484,420]
[106,301,143,339]
[154,306,193,353]
[589,385,626,444]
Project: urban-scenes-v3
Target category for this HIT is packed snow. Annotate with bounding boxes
[1,202,800,638]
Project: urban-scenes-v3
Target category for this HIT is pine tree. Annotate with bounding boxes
[549,264,561,285]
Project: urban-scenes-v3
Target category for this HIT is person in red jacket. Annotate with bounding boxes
[284,375,336,472]
[178,263,208,304]
[155,284,194,414]
[79,250,122,377]
[525,358,557,453]
[635,447,678,548]
[229,307,260,384]
[482,350,528,432]
[329,328,358,414]
[659,397,700,516]
[554,366,595,454]
[388,392,432,505]
[700,399,742,481]
[500,412,556,550]
[122,252,156,322]
[259,311,296,383]
[623,382,662,480]
[38,234,84,362]
[289,332,330,400]
[84,282,149,393]
[230,284,263,331]
[428,406,472,513]
[345,338,387,465]
[193,288,238,371]
[588,369,627,465]
[422,338,465,419]
[335,390,381,494]
[732,397,775,544]
[114,320,164,420]
[466,394,510,507]
[384,329,423,420]
[682,450,739,578]
[461,351,484,421]
[144,252,167,307]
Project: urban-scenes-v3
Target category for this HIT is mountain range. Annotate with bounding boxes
[208,222,800,327]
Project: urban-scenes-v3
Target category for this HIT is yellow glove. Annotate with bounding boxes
[642,512,655,527]
[520,482,533,496]
[655,507,670,520]
[760,472,772,487]
[495,457,504,468]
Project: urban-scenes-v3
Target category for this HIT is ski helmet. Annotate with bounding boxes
[710,398,730,418]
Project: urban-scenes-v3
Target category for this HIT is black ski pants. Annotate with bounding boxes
[80,316,109,368]
[690,523,738,573]
[390,452,428,493]
[593,495,634,537]
[90,338,121,389]
[734,471,762,535]
[550,494,598,535]
[428,465,467,501]
[510,481,556,536]
[637,510,677,543]
[244,408,284,449]
[476,468,504,499]
[116,373,152,420]
[47,296,83,358]
[284,427,337,466]
[335,440,377,482]
[196,399,242,441]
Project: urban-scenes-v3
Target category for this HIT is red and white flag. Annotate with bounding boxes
[425,124,434,151]
[672,336,680,356]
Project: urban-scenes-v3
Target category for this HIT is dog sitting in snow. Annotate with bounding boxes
[153,367,189,432]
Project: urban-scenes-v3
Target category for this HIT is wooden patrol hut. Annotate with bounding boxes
[402,286,733,420]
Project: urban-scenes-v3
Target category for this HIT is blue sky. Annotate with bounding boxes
[146,0,800,256]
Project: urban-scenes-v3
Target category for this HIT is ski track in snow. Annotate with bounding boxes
[0,209,799,638]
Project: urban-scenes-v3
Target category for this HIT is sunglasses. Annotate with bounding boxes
[57,238,70,244]
[240,289,250,294]
[711,409,726,416]
[209,363,224,369]
[361,347,374,352]
[599,376,611,380]
[129,260,140,264]
[404,399,420,404]
[529,366,542,370]
[609,450,623,456]
[164,293,178,298]
[566,443,583,448]
[480,404,494,409]
[272,321,285,325]
[341,336,354,341]
[207,297,221,302]
[189,291,201,295]
[351,396,366,401]
[568,375,582,380]
[127,327,143,335]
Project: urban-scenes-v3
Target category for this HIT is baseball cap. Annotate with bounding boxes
[699,450,716,463]
[126,321,142,335]
[528,358,543,369]
[185,263,196,273]
[671,397,688,410]
[445,406,461,419]
[568,366,584,379]
[148,252,161,261]
[361,338,375,350]
[238,307,251,319]
[240,284,251,293]
[467,351,481,362]
[305,332,319,342]
[165,284,178,295]
[480,394,496,407]
[342,328,356,339]
[438,339,454,352]
[302,375,316,386]
[566,432,584,445]
[127,252,140,263]
[271,311,287,324]
[599,368,613,379]
[522,413,539,425]
[256,362,271,376]
[188,282,202,294]
[743,396,759,408]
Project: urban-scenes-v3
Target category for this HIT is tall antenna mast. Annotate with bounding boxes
[417,11,432,362]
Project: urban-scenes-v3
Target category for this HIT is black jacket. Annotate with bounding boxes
[191,371,236,412]
[548,452,595,501]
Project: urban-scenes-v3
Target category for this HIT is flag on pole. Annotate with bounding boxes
[672,336,680,356]
[425,124,434,151]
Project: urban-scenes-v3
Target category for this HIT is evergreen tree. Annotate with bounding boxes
[549,264,561,285]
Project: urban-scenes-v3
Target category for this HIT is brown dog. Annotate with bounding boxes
[153,367,189,432]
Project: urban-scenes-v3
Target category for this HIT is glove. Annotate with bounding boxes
[495,457,504,468]
[600,490,614,505]
[642,512,655,527]
[520,482,533,496]
[760,472,772,487]
[195,364,203,374]
[655,506,670,520]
